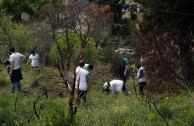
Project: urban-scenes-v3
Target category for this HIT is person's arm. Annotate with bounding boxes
[20,53,25,62]
[26,55,31,66]
[86,73,90,90]
[124,65,128,76]
[9,55,14,75]
[10,60,14,75]
[26,59,30,66]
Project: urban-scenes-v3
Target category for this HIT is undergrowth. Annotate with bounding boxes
[0,65,193,126]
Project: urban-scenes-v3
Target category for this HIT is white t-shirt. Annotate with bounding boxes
[83,64,89,70]
[9,53,24,70]
[29,54,40,67]
[137,66,144,77]
[103,79,124,92]
[75,67,89,91]
[137,66,146,82]
[76,64,90,70]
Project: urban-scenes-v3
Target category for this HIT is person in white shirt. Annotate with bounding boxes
[75,60,90,105]
[76,63,94,71]
[26,50,40,68]
[103,79,124,93]
[136,66,146,95]
[9,47,25,93]
[83,64,93,71]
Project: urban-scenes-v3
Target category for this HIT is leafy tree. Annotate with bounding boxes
[84,38,101,62]
[71,3,112,59]
[98,0,124,24]
[1,0,58,22]
[50,32,80,63]
[97,0,132,36]
[0,15,31,58]
[50,32,100,65]
[137,0,194,24]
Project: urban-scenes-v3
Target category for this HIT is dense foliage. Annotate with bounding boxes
[132,0,194,93]
[0,67,194,126]
[0,0,194,125]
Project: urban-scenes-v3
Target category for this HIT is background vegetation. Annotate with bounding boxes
[0,0,194,126]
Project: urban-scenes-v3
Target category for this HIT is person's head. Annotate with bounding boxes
[123,58,129,65]
[31,50,35,56]
[79,59,85,67]
[102,81,110,92]
[88,64,94,70]
[9,47,15,53]
[140,69,144,74]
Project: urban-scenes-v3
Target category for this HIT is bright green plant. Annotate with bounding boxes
[50,32,80,61]
[11,23,32,52]
[0,16,31,54]
[84,39,101,62]
[50,32,100,62]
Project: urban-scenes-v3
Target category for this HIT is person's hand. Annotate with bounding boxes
[9,71,12,77]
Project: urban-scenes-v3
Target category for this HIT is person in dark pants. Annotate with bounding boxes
[137,68,146,95]
[9,47,25,93]
[118,58,129,91]
[75,60,90,106]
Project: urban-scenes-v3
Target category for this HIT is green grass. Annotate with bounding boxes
[0,66,194,126]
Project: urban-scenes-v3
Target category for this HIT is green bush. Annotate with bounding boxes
[99,47,123,77]
[1,65,194,126]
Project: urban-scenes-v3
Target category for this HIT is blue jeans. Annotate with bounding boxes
[11,81,21,93]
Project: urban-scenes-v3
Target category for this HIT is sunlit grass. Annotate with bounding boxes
[0,66,194,126]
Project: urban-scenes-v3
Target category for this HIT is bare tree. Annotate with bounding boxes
[40,2,66,70]
[71,3,113,59]
[132,24,193,93]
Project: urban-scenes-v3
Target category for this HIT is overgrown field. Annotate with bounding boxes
[0,65,194,126]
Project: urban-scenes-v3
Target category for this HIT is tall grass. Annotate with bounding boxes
[0,66,194,126]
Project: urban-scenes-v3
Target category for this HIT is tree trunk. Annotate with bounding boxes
[79,47,84,60]
[65,28,71,71]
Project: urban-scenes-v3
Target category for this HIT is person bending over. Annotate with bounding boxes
[103,79,124,93]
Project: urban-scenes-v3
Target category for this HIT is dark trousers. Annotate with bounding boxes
[10,68,23,83]
[76,90,87,105]
[139,82,146,93]
[122,76,127,91]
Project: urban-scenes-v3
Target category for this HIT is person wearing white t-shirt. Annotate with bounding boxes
[76,63,94,71]
[136,66,146,95]
[83,64,93,71]
[103,79,124,93]
[75,60,90,105]
[26,50,40,68]
[9,47,25,93]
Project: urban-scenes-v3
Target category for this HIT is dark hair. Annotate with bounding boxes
[102,81,110,92]
[88,64,93,70]
[9,47,15,53]
[79,60,85,67]
[31,50,35,56]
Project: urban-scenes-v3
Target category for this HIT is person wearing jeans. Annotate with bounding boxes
[9,47,25,93]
